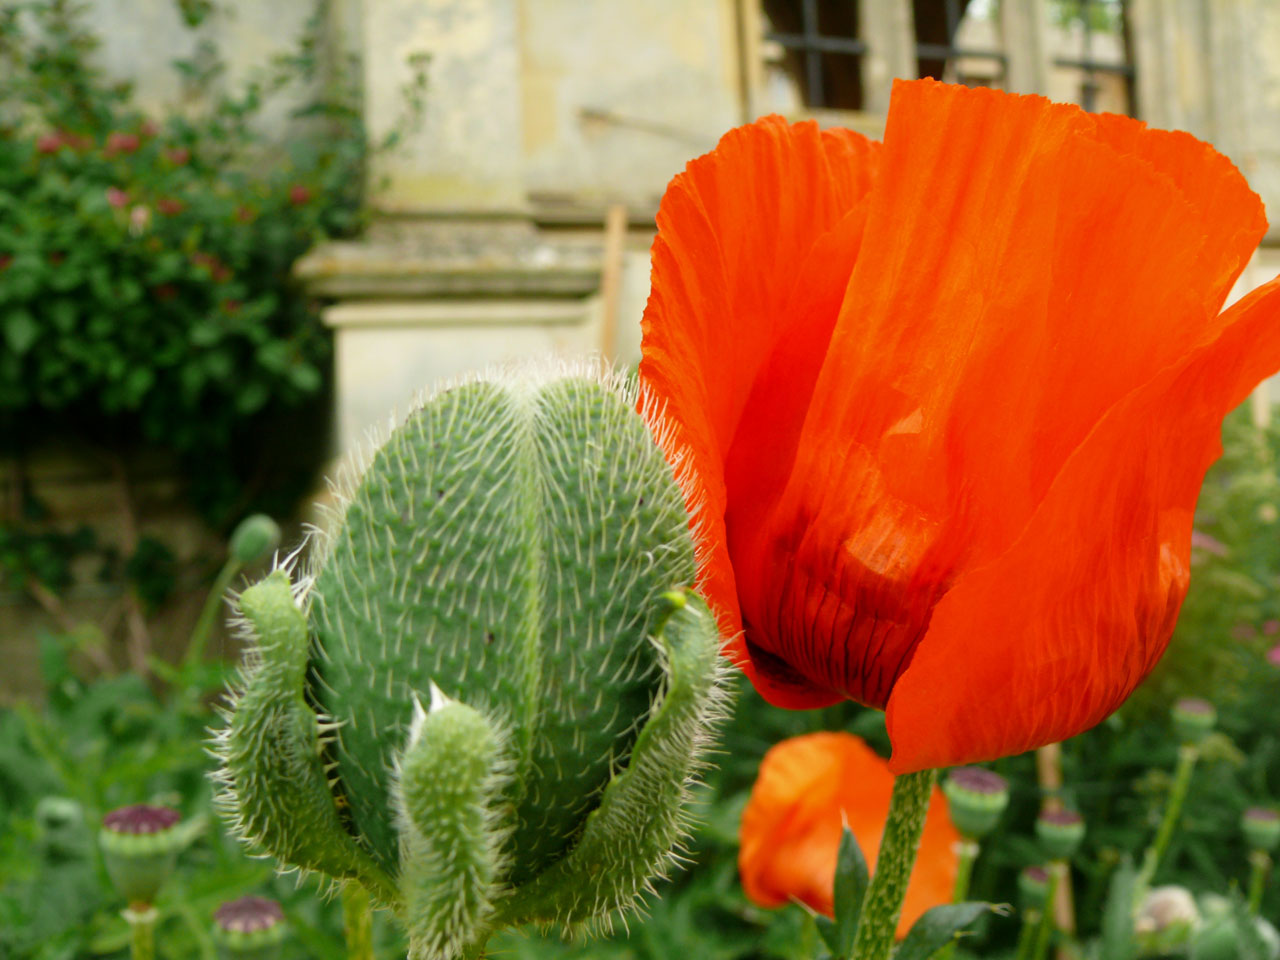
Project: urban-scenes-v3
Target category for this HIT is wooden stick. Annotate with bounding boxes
[599,203,628,365]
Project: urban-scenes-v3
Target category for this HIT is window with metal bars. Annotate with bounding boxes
[1050,0,1135,114]
[762,0,866,110]
[913,0,1006,88]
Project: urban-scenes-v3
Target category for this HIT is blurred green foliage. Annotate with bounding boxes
[0,0,363,525]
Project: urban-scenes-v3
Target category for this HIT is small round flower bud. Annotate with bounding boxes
[1242,807,1280,853]
[1035,808,1085,860]
[213,896,287,958]
[99,805,182,904]
[229,515,280,567]
[1018,865,1050,912]
[1171,698,1216,746]
[942,766,1009,839]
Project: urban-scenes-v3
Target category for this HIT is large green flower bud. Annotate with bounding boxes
[213,365,726,959]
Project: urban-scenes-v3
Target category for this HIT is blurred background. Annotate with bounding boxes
[3,1,1280,958]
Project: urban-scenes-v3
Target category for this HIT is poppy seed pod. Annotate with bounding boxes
[1035,808,1086,860]
[213,365,727,960]
[1243,807,1280,853]
[212,896,287,959]
[941,767,1008,840]
[99,804,183,905]
[1172,698,1216,746]
[1017,866,1050,912]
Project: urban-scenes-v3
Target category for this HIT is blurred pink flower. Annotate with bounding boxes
[288,183,312,206]
[1268,645,1280,668]
[105,131,140,155]
[36,132,64,154]
[1190,529,1230,558]
[106,187,129,209]
[166,147,191,166]
[129,205,151,234]
[1264,620,1280,637]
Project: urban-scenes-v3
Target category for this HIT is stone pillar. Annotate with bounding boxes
[860,0,917,114]
[1001,0,1051,95]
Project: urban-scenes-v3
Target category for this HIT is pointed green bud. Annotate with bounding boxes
[228,514,280,566]
[1172,698,1215,746]
[1035,808,1085,861]
[214,365,726,959]
[99,805,182,905]
[212,896,287,959]
[942,767,1008,839]
[1243,807,1280,853]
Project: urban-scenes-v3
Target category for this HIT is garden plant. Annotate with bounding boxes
[3,10,1280,960]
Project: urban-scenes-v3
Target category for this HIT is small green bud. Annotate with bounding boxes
[212,896,287,959]
[942,766,1009,839]
[228,514,280,566]
[1018,865,1050,912]
[99,805,182,905]
[1035,808,1085,860]
[1171,698,1215,746]
[1243,807,1280,853]
[35,796,91,860]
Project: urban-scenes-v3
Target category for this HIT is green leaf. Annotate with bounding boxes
[896,902,997,960]
[831,824,869,957]
[1100,858,1137,960]
[3,308,38,354]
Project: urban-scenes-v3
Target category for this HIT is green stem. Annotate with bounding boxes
[183,558,242,674]
[124,905,157,960]
[849,768,937,960]
[1030,869,1061,960]
[934,841,981,960]
[1014,912,1040,960]
[952,840,980,903]
[1139,744,1198,887]
[342,883,374,960]
[1248,850,1271,916]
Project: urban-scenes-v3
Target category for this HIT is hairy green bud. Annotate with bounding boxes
[213,364,726,959]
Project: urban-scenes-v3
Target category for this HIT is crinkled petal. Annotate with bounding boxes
[886,276,1280,773]
[640,117,881,704]
[734,79,1269,709]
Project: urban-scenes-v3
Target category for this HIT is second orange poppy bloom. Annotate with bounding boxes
[739,732,959,938]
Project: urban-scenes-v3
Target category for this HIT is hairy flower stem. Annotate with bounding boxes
[1248,850,1271,915]
[1139,744,1198,887]
[849,768,936,960]
[342,884,374,960]
[124,905,157,960]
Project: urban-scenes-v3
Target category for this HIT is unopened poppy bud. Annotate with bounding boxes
[214,365,726,960]
[228,514,279,566]
[1017,865,1050,912]
[1171,698,1216,745]
[1242,807,1280,853]
[99,804,182,904]
[941,767,1009,839]
[212,896,287,958]
[1035,808,1085,860]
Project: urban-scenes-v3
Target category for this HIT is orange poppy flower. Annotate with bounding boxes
[639,78,1280,773]
[739,732,958,937]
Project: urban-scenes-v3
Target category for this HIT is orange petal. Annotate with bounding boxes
[733,78,1269,710]
[739,732,958,937]
[886,275,1280,773]
[639,116,881,704]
